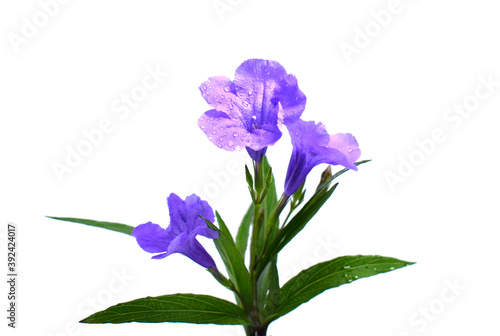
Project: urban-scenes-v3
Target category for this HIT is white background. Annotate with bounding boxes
[1,0,499,335]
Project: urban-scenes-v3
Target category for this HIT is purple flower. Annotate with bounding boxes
[132,193,219,269]
[198,59,306,161]
[284,119,361,197]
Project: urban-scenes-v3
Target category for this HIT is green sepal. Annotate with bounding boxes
[245,164,254,190]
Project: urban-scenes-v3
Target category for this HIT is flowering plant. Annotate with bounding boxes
[50,59,413,336]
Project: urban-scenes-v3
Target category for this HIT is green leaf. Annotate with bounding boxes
[259,160,371,275]
[81,294,251,325]
[207,212,252,310]
[245,164,254,190]
[267,255,415,322]
[259,156,278,251]
[48,217,134,236]
[236,204,254,257]
[257,255,280,317]
[258,183,338,276]
[275,183,338,254]
[261,156,278,224]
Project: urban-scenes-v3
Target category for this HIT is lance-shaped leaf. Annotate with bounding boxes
[257,183,338,276]
[81,294,251,325]
[206,212,252,310]
[236,204,253,257]
[258,160,370,276]
[48,217,134,235]
[259,156,278,251]
[257,255,280,317]
[266,255,415,322]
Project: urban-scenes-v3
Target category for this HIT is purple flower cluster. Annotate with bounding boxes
[132,59,361,271]
[199,59,361,196]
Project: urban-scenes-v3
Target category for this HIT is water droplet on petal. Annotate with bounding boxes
[347,148,353,153]
[233,132,238,137]
[228,141,233,146]
[248,90,253,96]
[243,101,249,107]
[223,86,230,92]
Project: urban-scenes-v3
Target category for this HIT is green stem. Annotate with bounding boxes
[249,158,265,330]
[246,324,268,336]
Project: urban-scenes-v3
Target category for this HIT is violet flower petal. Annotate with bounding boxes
[198,109,281,151]
[132,193,219,269]
[198,59,306,158]
[284,119,361,197]
[132,222,173,254]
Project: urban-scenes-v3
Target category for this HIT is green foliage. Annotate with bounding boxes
[81,294,251,325]
[48,217,134,235]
